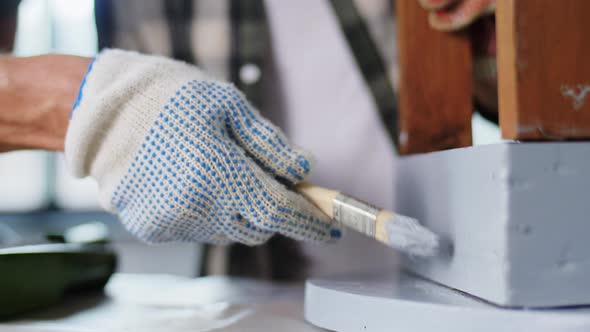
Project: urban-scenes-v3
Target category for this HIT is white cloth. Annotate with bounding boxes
[263,0,400,276]
[4,274,322,332]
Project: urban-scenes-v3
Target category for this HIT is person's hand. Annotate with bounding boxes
[418,0,495,32]
[66,50,339,245]
[0,55,91,152]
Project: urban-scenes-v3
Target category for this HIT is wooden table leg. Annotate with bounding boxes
[396,0,473,155]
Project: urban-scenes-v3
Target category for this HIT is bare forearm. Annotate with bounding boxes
[0,55,91,151]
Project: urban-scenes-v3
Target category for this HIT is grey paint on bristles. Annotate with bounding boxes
[385,215,440,257]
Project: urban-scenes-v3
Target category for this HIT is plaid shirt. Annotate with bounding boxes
[0,0,400,280]
[0,0,397,280]
[95,0,399,147]
[94,0,399,280]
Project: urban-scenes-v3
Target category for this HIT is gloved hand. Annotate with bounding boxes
[65,49,340,245]
[417,0,495,31]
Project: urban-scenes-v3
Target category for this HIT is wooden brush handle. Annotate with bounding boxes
[296,182,391,244]
[296,182,339,218]
[375,210,393,244]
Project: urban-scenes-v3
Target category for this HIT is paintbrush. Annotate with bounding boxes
[297,182,439,257]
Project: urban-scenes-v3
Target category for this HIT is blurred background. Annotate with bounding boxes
[0,0,200,277]
[0,0,499,277]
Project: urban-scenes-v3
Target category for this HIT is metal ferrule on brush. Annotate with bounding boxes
[332,193,379,237]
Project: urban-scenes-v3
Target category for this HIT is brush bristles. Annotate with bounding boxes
[385,215,440,257]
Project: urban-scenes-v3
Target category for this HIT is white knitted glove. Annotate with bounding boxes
[65,49,340,245]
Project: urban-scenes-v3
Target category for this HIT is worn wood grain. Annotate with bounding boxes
[396,0,473,155]
[497,0,590,140]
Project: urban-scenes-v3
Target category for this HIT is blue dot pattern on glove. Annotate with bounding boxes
[110,80,334,245]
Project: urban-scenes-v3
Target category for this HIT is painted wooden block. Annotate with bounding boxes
[395,142,590,307]
[497,0,590,139]
[396,0,473,155]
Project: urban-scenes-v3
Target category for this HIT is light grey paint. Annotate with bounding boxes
[305,272,590,332]
[394,142,590,307]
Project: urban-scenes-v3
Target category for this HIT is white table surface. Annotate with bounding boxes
[1,273,325,332]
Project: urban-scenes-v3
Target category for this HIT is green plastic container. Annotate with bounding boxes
[0,243,116,319]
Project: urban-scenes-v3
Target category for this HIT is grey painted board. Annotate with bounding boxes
[394,142,590,307]
[305,272,590,332]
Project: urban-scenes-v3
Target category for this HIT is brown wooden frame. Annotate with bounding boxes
[397,0,590,155]
[396,0,473,155]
